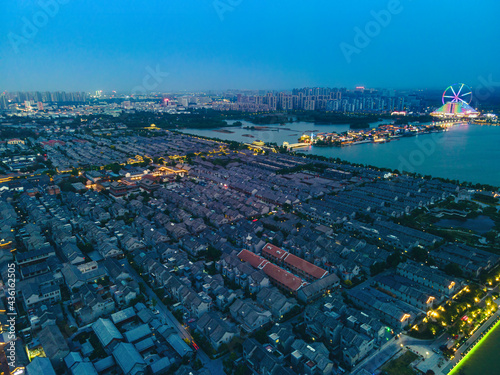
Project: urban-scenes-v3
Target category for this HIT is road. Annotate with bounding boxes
[120,259,224,374]
[62,300,78,328]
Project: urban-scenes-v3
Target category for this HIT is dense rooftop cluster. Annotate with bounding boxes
[0,130,498,375]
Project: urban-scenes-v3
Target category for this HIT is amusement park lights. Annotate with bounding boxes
[442,83,473,105]
[431,83,480,118]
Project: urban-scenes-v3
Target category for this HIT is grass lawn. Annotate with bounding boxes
[382,351,418,375]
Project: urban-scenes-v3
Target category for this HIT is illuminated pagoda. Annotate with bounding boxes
[431,83,479,118]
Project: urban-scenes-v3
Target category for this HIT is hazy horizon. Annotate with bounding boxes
[0,87,452,95]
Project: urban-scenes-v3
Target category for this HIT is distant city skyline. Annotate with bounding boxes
[0,78,494,96]
[1,1,499,92]
[0,86,445,95]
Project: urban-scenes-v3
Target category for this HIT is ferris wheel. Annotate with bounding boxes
[442,83,472,105]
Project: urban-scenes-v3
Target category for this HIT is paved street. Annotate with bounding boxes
[62,300,78,328]
[356,334,433,373]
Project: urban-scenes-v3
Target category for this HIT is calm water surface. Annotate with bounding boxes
[180,121,500,186]
[449,319,500,375]
[435,216,495,234]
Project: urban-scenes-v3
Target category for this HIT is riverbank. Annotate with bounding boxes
[179,121,500,187]
[445,309,500,374]
[307,122,449,148]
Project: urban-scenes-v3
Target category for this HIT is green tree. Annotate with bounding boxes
[370,261,386,276]
[104,163,122,174]
[253,329,268,344]
[207,245,222,261]
[386,252,402,268]
[444,263,463,278]
[410,247,428,262]
[77,242,94,254]
[235,364,249,375]
[192,359,203,370]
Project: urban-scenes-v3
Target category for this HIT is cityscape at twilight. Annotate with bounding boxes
[1,1,500,375]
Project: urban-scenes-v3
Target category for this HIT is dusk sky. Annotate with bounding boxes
[1,0,499,92]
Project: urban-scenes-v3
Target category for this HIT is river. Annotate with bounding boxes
[435,216,495,235]
[179,120,500,187]
[449,317,500,375]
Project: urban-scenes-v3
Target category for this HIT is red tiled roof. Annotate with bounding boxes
[41,140,65,146]
[262,243,288,261]
[262,263,305,291]
[262,244,328,280]
[238,249,306,292]
[284,253,329,280]
[237,249,267,269]
[306,360,316,368]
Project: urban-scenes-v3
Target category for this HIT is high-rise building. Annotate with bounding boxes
[0,95,7,109]
[282,95,293,110]
[266,94,277,111]
[304,99,315,111]
[397,97,405,111]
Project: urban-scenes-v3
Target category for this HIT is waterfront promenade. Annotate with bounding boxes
[354,299,500,375]
[183,121,500,186]
[443,305,500,374]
